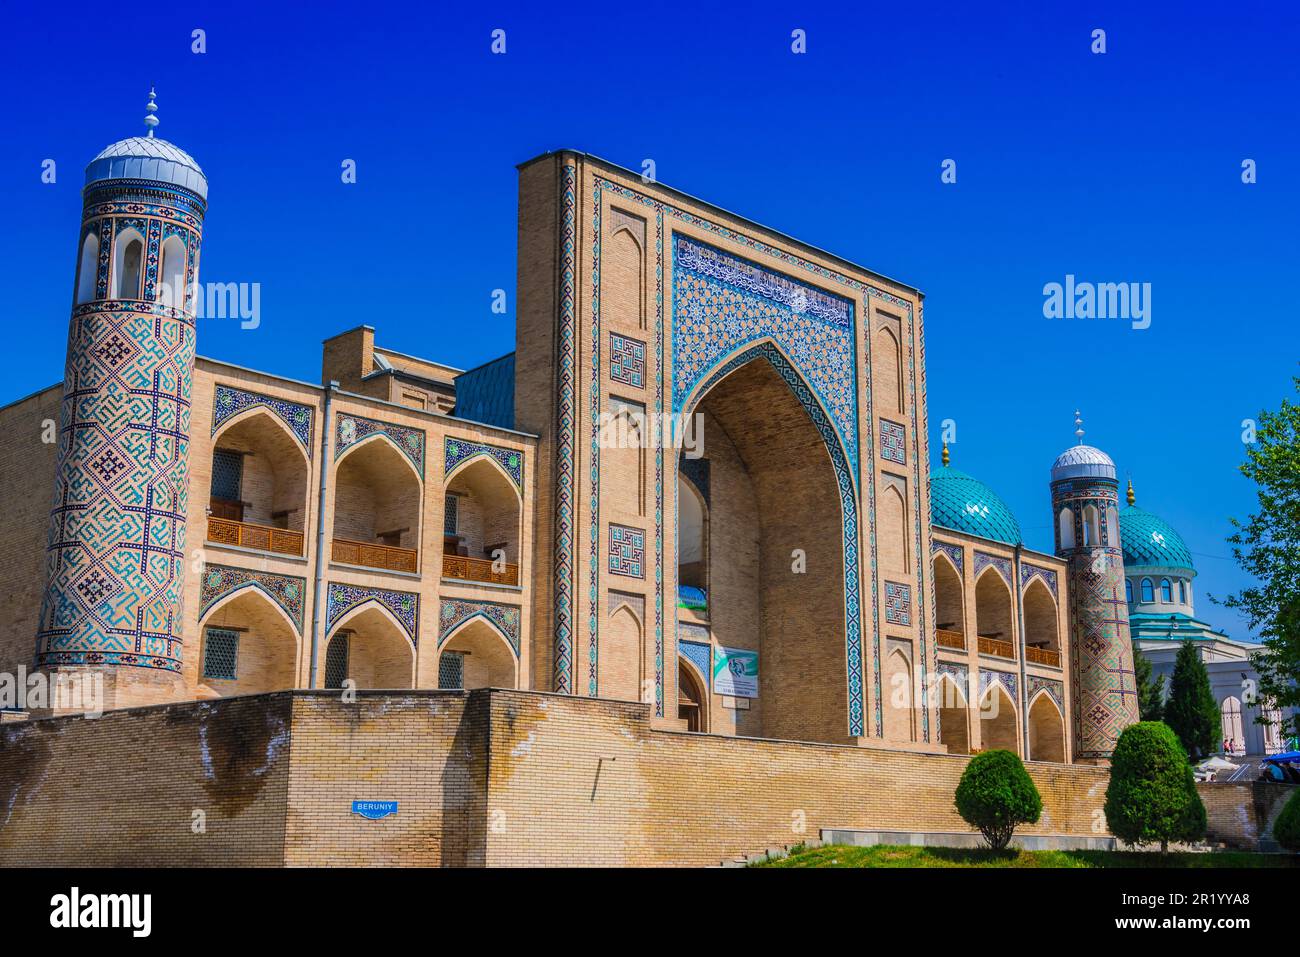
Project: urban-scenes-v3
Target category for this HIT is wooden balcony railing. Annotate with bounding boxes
[1025,645,1062,667]
[936,628,966,651]
[442,554,520,586]
[977,636,1016,660]
[332,538,418,574]
[207,517,304,556]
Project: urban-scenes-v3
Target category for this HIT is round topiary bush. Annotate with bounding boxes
[954,749,1042,850]
[1104,721,1206,852]
[1273,787,1300,853]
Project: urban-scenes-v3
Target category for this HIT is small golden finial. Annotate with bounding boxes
[1126,477,1135,507]
[941,441,950,467]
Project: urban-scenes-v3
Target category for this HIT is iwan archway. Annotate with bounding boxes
[677,341,861,743]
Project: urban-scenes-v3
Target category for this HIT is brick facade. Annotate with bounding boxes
[0,689,1115,868]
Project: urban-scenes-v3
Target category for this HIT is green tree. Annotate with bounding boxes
[954,750,1042,851]
[1273,788,1300,853]
[1163,640,1219,760]
[1104,722,1207,852]
[1220,375,1300,743]
[1134,647,1165,722]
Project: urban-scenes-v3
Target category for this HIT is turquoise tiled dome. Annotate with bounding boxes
[1119,505,1194,571]
[929,467,1022,545]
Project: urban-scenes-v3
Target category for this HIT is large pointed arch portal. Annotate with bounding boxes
[678,341,862,741]
[673,231,864,740]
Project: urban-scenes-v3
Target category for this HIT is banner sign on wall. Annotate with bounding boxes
[712,645,758,698]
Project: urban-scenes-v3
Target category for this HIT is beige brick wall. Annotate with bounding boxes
[0,386,61,678]
[1198,781,1298,850]
[0,689,1122,868]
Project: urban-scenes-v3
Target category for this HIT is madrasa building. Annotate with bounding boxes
[0,95,1149,763]
[12,95,1291,866]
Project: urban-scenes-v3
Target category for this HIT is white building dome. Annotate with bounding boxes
[83,90,207,200]
[1051,444,1116,482]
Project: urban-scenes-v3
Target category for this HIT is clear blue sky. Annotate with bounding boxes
[3,1,1295,639]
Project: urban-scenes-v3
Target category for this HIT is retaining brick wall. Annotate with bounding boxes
[7,689,1271,867]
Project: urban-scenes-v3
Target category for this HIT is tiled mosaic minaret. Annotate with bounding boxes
[1050,413,1139,760]
[36,92,207,702]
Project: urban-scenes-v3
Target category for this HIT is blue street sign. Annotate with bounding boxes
[351,800,398,820]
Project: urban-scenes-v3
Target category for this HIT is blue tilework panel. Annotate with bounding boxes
[671,235,858,480]
[212,385,314,455]
[610,332,647,389]
[679,639,712,689]
[880,419,906,465]
[884,581,912,626]
[37,299,196,673]
[609,524,645,579]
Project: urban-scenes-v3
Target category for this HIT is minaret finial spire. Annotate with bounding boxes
[1126,476,1135,507]
[941,441,950,467]
[144,86,159,138]
[1074,409,1085,444]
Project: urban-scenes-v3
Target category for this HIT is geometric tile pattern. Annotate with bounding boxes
[672,234,859,482]
[1027,674,1065,713]
[588,194,604,697]
[609,332,646,389]
[1053,476,1140,759]
[325,582,419,648]
[974,551,1013,587]
[335,413,425,477]
[199,563,306,635]
[608,524,645,578]
[211,385,314,454]
[884,581,912,626]
[37,290,198,674]
[679,638,712,689]
[552,162,578,695]
[438,598,521,657]
[931,540,964,573]
[443,437,523,492]
[880,418,906,465]
[1020,562,1058,599]
[979,668,1018,703]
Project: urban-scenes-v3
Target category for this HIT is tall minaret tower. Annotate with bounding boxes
[36,91,207,708]
[1050,412,1139,760]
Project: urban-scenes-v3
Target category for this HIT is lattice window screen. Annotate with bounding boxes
[438,651,465,690]
[202,628,239,680]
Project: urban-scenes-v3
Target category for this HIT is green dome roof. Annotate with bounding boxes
[1118,505,1194,571]
[929,468,1022,546]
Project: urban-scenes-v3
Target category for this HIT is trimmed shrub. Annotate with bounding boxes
[954,749,1042,850]
[1273,787,1300,853]
[1104,721,1206,851]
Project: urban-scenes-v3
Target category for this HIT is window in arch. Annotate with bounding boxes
[444,494,459,536]
[158,234,187,305]
[1160,578,1172,603]
[324,634,349,689]
[1082,505,1099,546]
[112,232,145,299]
[1140,578,1154,603]
[1058,508,1075,549]
[1126,579,1133,604]
[1179,580,1187,604]
[202,627,239,681]
[76,233,98,304]
[438,651,465,689]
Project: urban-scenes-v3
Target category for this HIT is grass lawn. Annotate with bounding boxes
[753,844,1299,868]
